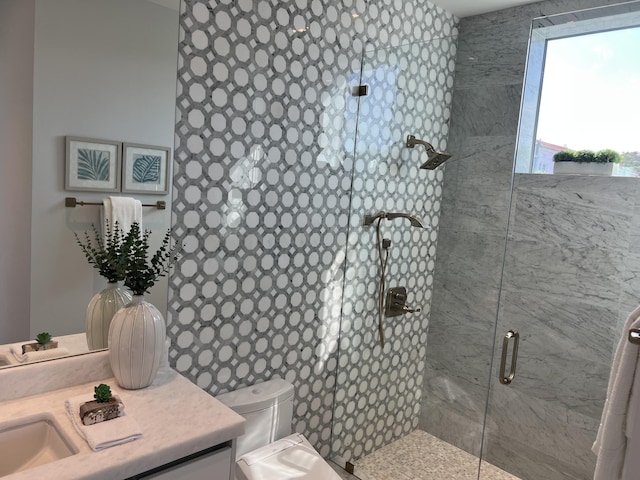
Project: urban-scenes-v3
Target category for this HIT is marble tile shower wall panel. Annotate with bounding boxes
[169,0,456,458]
[331,31,458,463]
[420,0,640,471]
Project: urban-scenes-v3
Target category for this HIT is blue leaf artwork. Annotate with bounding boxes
[132,154,161,184]
[77,148,110,181]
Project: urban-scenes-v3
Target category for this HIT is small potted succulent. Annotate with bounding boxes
[22,332,58,354]
[109,223,178,390]
[79,383,123,425]
[553,148,622,176]
[75,222,133,350]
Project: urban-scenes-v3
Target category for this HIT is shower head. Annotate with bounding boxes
[420,150,452,170]
[364,211,426,229]
[406,135,452,170]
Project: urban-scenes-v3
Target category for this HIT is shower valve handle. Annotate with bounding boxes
[385,287,421,317]
[401,306,421,314]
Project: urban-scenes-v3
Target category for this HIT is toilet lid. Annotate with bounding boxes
[236,433,342,480]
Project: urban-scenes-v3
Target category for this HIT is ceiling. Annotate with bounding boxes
[431,0,541,18]
[151,0,541,19]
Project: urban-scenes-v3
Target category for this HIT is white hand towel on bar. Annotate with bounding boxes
[102,196,142,240]
[593,304,640,479]
[64,392,143,451]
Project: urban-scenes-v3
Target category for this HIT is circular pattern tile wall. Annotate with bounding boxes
[169,0,458,461]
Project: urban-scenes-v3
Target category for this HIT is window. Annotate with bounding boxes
[515,2,640,176]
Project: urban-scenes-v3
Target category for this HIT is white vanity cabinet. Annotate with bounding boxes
[135,443,233,480]
[0,354,245,480]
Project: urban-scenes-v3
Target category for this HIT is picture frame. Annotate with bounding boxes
[122,143,170,195]
[65,136,122,192]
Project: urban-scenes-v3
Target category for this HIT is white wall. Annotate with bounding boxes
[30,0,179,337]
[0,0,35,344]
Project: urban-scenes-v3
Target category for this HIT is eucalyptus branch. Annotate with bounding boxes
[123,223,179,296]
[75,221,127,282]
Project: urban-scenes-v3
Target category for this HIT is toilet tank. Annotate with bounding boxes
[216,378,294,457]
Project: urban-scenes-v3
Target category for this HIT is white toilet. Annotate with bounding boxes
[216,378,342,480]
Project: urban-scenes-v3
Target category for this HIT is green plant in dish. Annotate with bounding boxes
[595,149,622,164]
[35,332,52,346]
[22,332,57,353]
[553,148,622,164]
[80,383,122,425]
[552,150,576,163]
[94,384,113,403]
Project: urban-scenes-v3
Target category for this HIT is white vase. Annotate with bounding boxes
[85,282,132,350]
[108,295,166,389]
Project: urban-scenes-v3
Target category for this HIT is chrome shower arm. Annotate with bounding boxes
[406,135,436,153]
[364,211,427,229]
[364,211,387,226]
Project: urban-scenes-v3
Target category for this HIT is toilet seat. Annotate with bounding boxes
[236,433,342,480]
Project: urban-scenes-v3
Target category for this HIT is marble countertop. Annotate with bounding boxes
[1,367,245,479]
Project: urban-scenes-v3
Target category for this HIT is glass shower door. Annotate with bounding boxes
[479,4,640,479]
[479,172,634,480]
[330,32,503,480]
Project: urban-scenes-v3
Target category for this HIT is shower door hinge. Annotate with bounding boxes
[351,84,369,97]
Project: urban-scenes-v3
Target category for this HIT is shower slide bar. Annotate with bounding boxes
[629,329,640,345]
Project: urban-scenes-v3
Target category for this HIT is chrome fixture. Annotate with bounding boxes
[499,330,520,385]
[363,211,426,229]
[364,212,426,347]
[630,328,640,344]
[385,287,421,317]
[406,135,452,170]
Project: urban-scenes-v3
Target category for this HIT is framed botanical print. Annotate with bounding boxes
[122,143,170,194]
[65,136,121,192]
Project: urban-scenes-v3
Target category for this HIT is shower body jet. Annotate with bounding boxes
[406,135,452,170]
[363,211,426,229]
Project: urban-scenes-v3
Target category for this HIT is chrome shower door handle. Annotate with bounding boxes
[499,329,520,385]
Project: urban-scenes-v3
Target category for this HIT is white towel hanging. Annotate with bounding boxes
[102,196,142,241]
[593,305,640,479]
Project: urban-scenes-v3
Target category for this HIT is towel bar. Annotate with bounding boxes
[629,329,640,345]
[65,197,166,210]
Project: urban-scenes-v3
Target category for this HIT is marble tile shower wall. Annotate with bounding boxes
[420,0,639,479]
[169,0,457,458]
[331,34,457,464]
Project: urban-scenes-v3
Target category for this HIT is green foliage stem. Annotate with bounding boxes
[122,223,178,296]
[74,222,128,282]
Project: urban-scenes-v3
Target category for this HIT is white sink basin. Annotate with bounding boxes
[0,413,78,476]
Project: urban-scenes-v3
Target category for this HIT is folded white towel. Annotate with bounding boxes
[593,304,640,479]
[65,392,143,451]
[9,342,70,363]
[102,196,142,242]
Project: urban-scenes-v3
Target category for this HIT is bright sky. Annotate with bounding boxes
[536,26,640,153]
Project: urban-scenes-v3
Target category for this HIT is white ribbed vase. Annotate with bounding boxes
[85,282,132,350]
[108,295,166,390]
